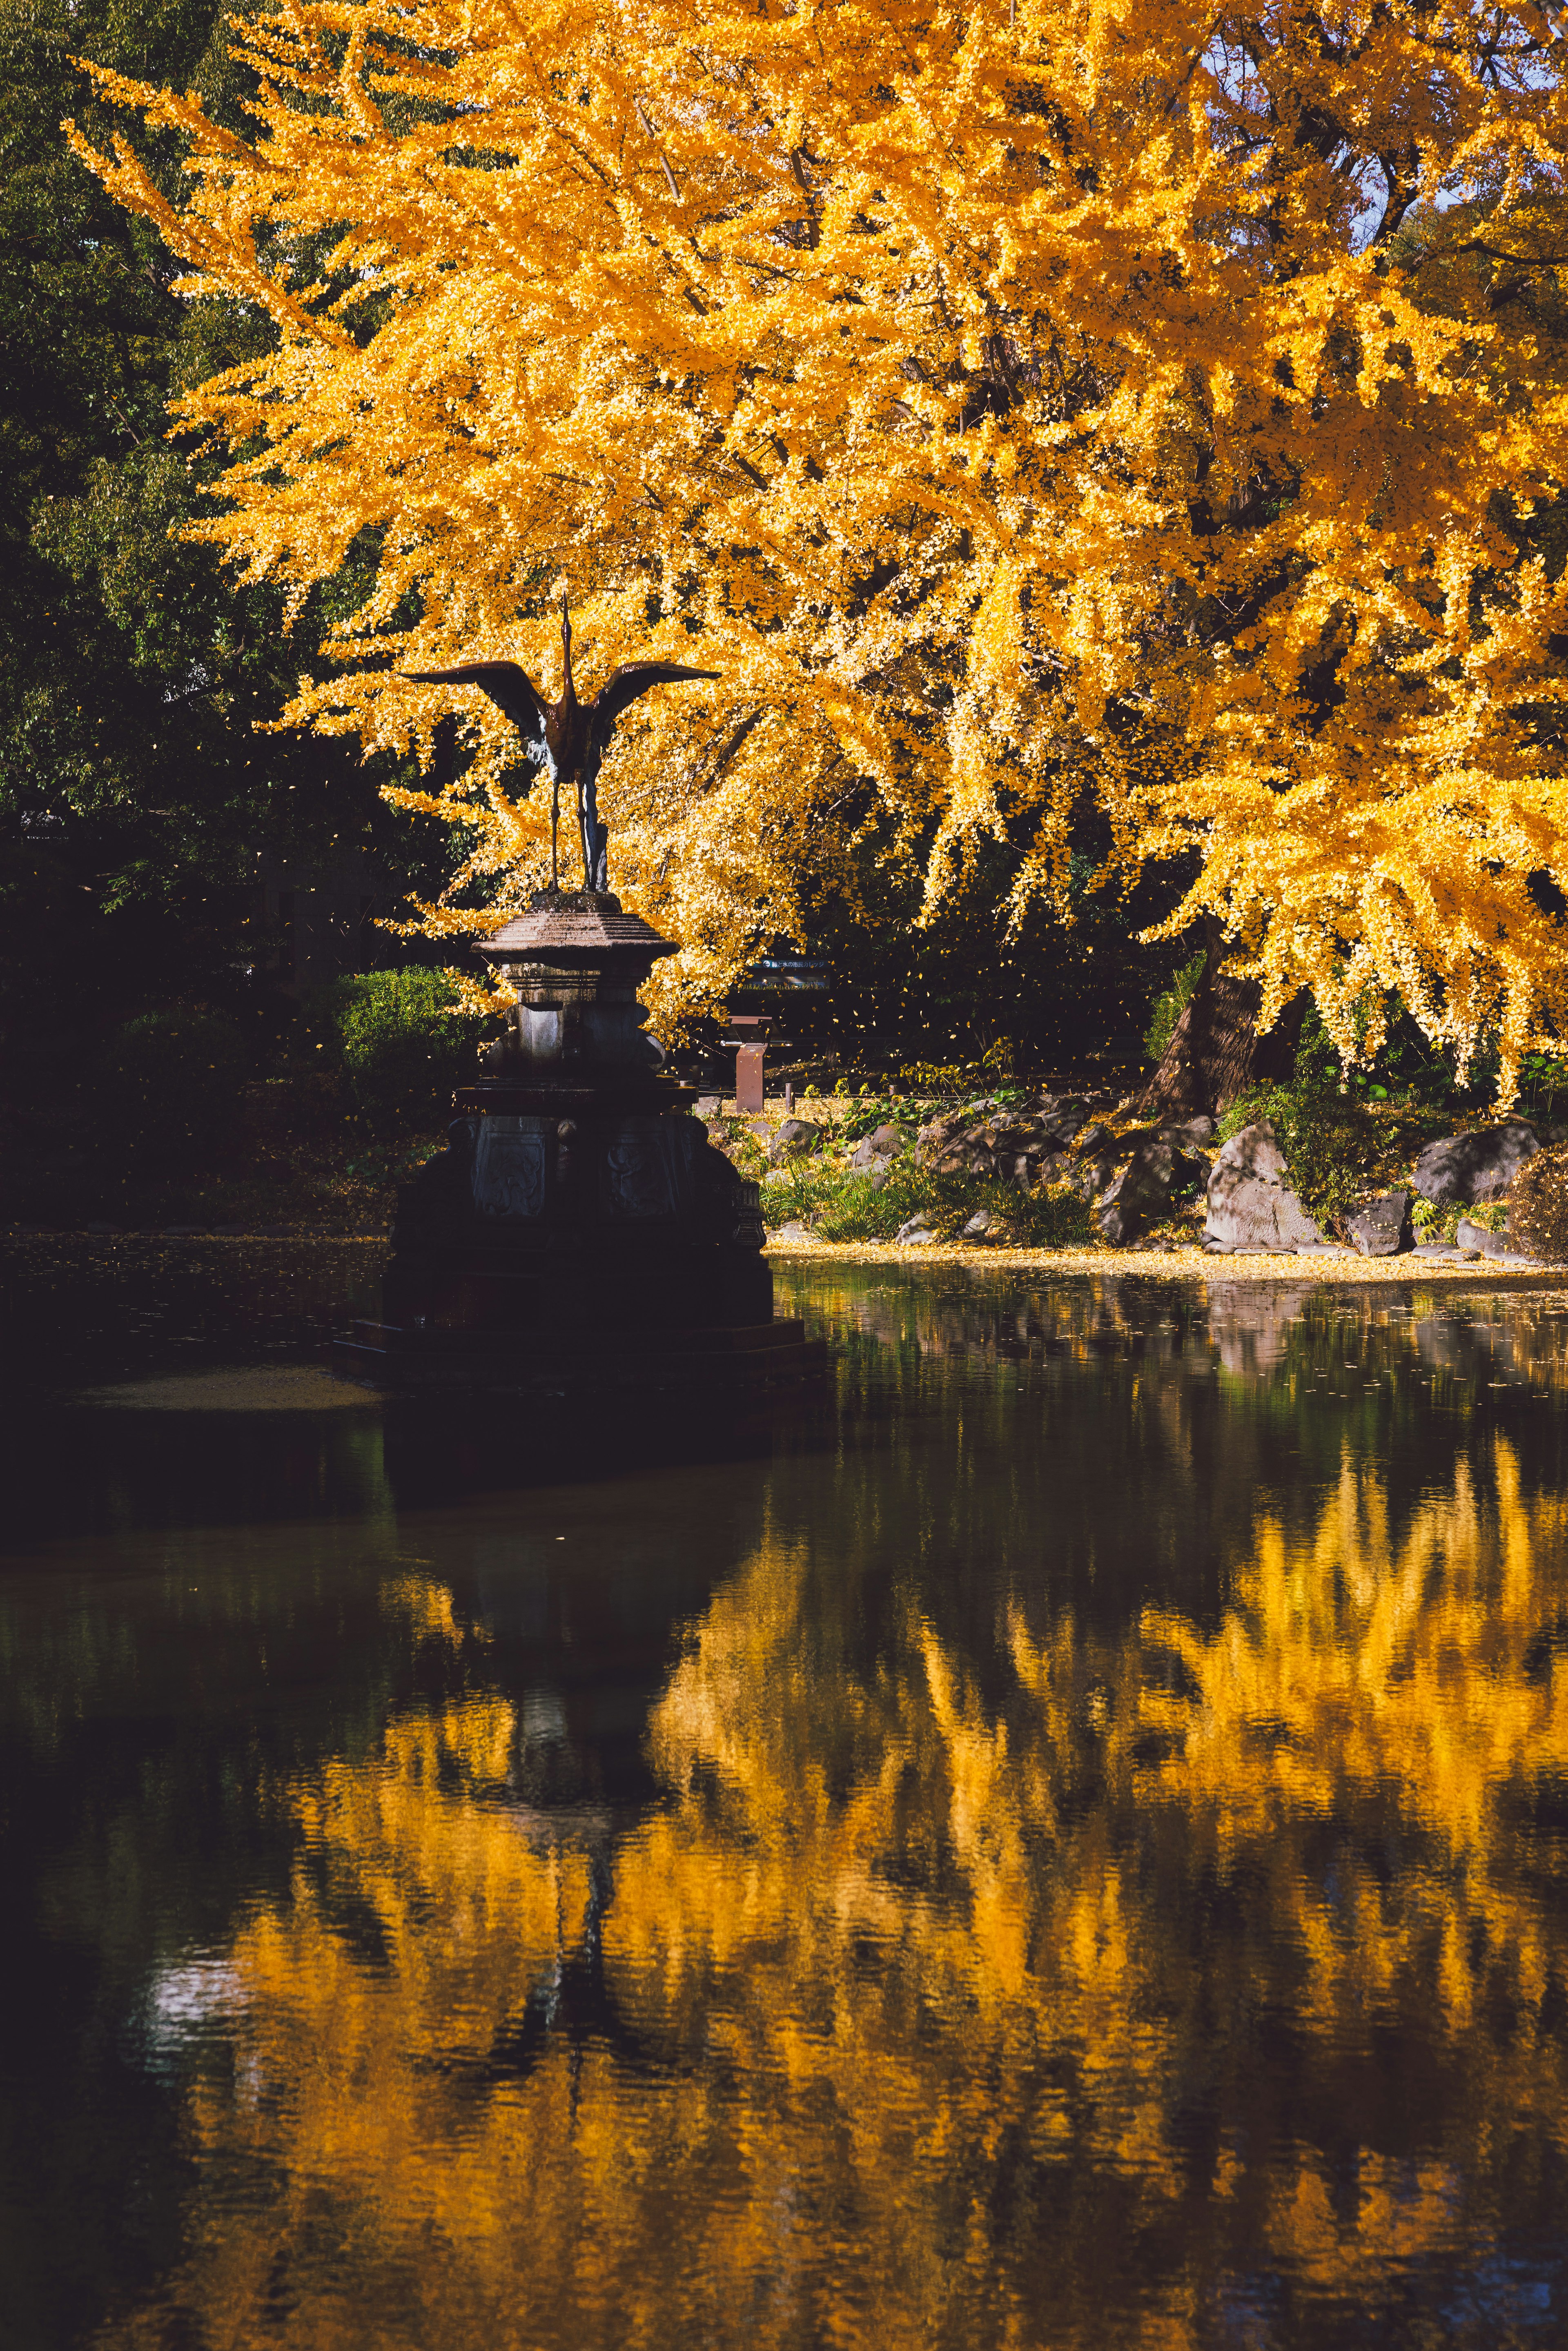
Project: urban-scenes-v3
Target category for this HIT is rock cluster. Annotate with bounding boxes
[918,1093,1102,1186]
[740,1090,1559,1261]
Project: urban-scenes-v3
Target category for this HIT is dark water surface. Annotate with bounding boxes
[4,1246,1568,2349]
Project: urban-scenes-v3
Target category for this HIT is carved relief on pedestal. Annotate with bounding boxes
[603,1125,673,1218]
[471,1117,546,1218]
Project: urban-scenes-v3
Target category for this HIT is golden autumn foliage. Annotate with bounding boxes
[69,2,1568,1071]
[100,1436,1568,2350]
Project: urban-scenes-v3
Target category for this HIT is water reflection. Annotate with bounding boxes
[4,1266,1568,2347]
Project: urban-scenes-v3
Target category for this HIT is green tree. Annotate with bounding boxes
[0,0,447,1041]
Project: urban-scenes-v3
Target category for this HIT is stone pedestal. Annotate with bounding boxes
[334,893,823,1395]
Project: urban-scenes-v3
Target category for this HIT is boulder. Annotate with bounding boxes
[1025,1149,1071,1189]
[1097,1139,1179,1245]
[894,1217,937,1246]
[1203,1121,1324,1254]
[770,1116,822,1164]
[1345,1189,1412,1258]
[770,1220,815,1245]
[932,1128,1000,1178]
[1455,1217,1535,1261]
[848,1122,904,1167]
[1072,1120,1115,1160]
[1040,1097,1088,1143]
[961,1210,994,1239]
[1412,1120,1537,1206]
[1074,1150,1119,1202]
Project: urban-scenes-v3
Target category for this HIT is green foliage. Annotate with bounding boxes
[1220,1013,1379,1228]
[759,1146,1096,1247]
[0,0,453,994]
[1520,1053,1568,1120]
[307,969,494,1135]
[99,1008,249,1164]
[840,1094,918,1143]
[1411,1196,1459,1243]
[1144,952,1205,1063]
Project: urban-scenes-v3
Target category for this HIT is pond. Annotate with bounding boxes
[4,1243,1568,2349]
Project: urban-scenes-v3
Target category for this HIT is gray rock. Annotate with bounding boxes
[1024,1149,1071,1189]
[1074,1151,1119,1202]
[866,1163,892,1192]
[1097,1139,1179,1245]
[1203,1121,1324,1253]
[1412,1243,1475,1260]
[1346,1189,1412,1257]
[1072,1120,1115,1159]
[1412,1120,1537,1206]
[771,1117,821,1163]
[894,1217,937,1246]
[770,1220,815,1246]
[1455,1218,1540,1262]
[849,1120,904,1169]
[962,1210,994,1239]
[1042,1099,1088,1143]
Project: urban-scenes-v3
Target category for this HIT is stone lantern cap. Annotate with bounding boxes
[479,889,677,968]
[461,887,689,1114]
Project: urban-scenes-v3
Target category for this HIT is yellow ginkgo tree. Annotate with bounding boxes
[71,0,1568,1087]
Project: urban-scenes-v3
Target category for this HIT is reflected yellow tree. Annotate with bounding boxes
[102,1444,1568,2349]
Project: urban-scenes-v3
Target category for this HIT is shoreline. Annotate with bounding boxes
[765,1237,1566,1284]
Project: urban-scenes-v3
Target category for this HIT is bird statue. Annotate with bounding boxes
[403,602,719,894]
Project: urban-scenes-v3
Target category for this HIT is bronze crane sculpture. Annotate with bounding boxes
[404,603,719,893]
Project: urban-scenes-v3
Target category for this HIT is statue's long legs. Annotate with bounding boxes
[579,775,595,893]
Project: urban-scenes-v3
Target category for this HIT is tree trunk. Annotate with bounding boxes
[1137,929,1304,1119]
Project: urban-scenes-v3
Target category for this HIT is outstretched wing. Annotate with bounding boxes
[403,662,551,763]
[588,662,720,741]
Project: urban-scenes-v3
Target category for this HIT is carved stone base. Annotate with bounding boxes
[331,894,810,1399]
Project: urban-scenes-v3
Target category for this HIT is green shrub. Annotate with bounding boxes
[760,1150,1098,1247]
[1144,952,1206,1063]
[1220,1014,1376,1228]
[1506,1143,1568,1261]
[100,1009,249,1165]
[307,969,495,1135]
[1521,1053,1568,1122]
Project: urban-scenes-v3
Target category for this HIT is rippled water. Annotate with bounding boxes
[4,1252,1568,2348]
